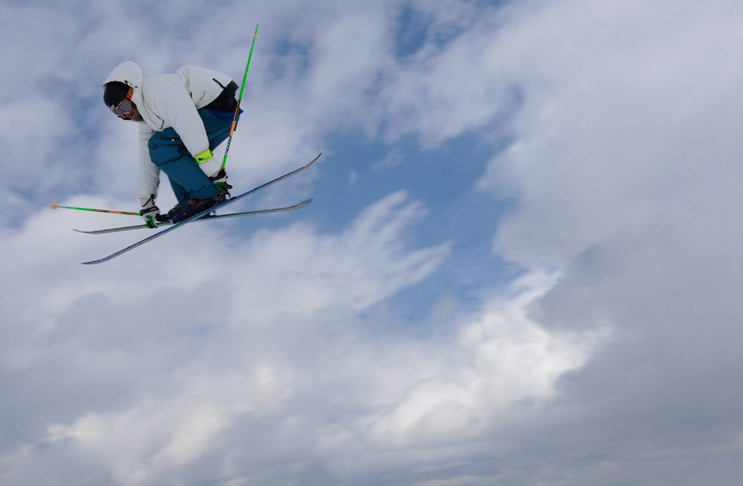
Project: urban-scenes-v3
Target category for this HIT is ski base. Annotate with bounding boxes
[81,153,321,265]
[74,199,312,235]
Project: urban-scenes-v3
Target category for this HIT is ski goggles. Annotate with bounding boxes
[112,88,135,119]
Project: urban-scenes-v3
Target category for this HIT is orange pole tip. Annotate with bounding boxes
[50,203,58,210]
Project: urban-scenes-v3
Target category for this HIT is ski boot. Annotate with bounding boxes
[156,204,185,224]
[173,193,227,223]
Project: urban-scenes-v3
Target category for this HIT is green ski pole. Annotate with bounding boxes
[50,203,140,216]
[222,24,259,169]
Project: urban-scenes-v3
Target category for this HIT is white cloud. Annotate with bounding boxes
[308,272,606,479]
[372,149,404,171]
[0,188,605,485]
[5,0,742,484]
[0,191,446,482]
[477,0,743,266]
[364,272,606,443]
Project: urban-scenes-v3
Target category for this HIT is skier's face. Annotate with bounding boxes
[115,103,141,122]
[112,87,141,121]
[127,105,142,122]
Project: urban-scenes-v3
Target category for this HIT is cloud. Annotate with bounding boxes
[0,191,445,482]
[464,0,743,483]
[361,272,606,446]
[478,0,743,266]
[5,0,743,484]
[0,188,606,485]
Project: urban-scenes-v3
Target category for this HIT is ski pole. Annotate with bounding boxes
[50,203,140,216]
[221,24,259,169]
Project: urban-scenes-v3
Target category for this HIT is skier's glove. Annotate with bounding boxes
[209,168,233,195]
[139,195,160,229]
[196,149,232,194]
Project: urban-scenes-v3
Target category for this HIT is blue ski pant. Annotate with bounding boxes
[148,109,240,208]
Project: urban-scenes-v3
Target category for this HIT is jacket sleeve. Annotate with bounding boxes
[138,123,161,201]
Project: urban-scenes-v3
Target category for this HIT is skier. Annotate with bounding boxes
[102,61,241,227]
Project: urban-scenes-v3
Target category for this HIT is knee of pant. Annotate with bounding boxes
[148,130,187,167]
[149,143,191,168]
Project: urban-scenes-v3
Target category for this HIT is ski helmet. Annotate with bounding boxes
[103,82,131,110]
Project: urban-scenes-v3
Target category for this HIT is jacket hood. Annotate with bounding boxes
[101,61,143,89]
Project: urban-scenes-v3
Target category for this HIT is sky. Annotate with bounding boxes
[1,0,743,484]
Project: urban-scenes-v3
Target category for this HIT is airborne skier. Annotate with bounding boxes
[102,61,240,227]
[79,30,320,265]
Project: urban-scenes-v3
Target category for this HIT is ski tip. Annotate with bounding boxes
[81,259,104,265]
[82,253,119,264]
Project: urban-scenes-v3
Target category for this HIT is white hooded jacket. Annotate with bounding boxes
[102,61,234,200]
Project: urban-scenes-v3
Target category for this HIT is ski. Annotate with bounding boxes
[74,199,312,235]
[81,153,321,265]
